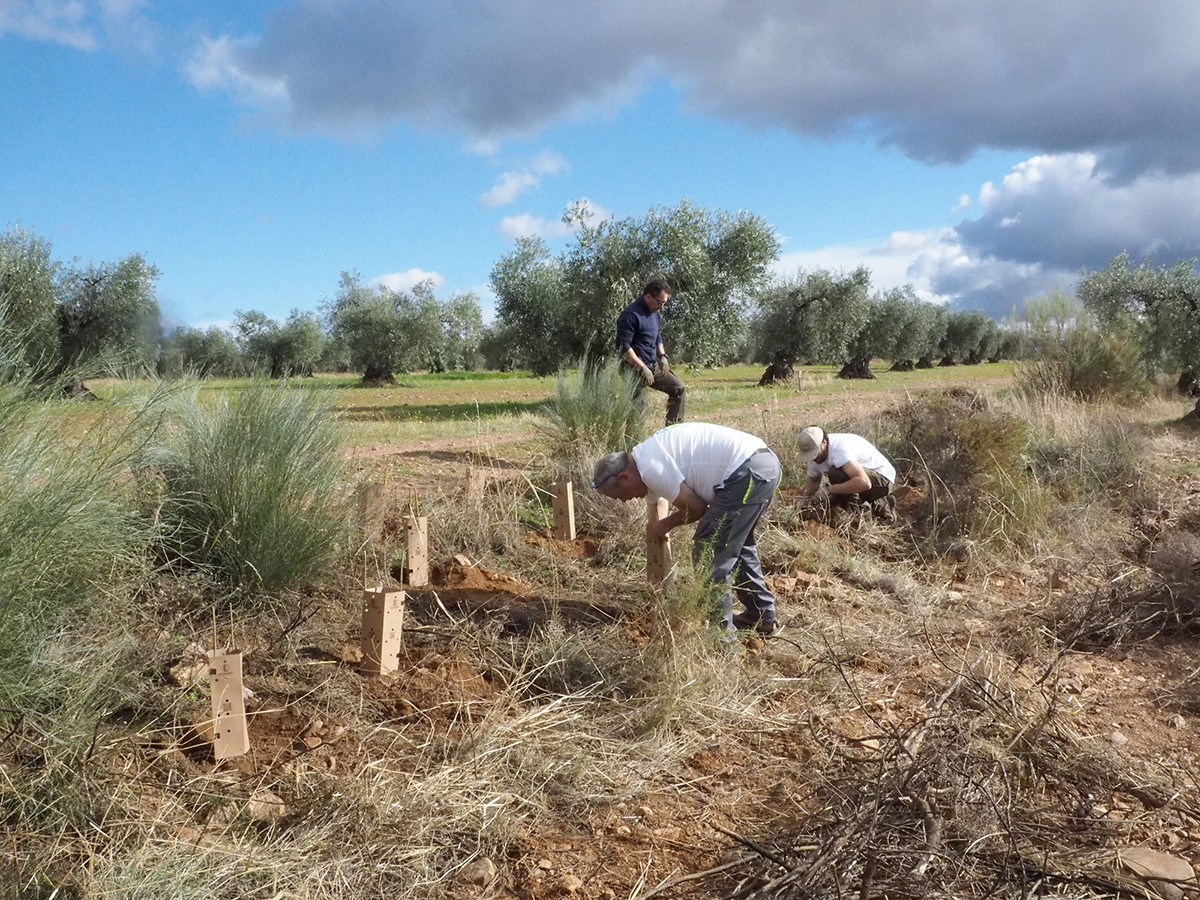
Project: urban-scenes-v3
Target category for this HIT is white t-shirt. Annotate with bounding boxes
[807,433,896,484]
[631,423,767,503]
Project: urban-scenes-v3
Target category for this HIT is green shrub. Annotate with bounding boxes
[886,390,1048,558]
[1015,322,1150,402]
[536,356,648,464]
[141,381,349,593]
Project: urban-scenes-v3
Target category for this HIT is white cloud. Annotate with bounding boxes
[498,197,610,240]
[186,34,288,106]
[0,0,156,54]
[1,0,97,50]
[370,268,445,293]
[479,149,568,207]
[498,213,575,241]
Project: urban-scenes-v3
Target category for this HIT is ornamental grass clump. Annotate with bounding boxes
[537,355,647,463]
[0,384,150,706]
[141,381,349,593]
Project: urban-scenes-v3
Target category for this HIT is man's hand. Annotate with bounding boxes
[658,354,671,376]
[640,366,655,386]
[647,517,671,541]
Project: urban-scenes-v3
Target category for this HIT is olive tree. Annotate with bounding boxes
[1077,254,1200,404]
[491,200,778,372]
[57,254,162,382]
[0,226,60,379]
[489,237,565,375]
[939,310,994,364]
[748,267,872,367]
[326,271,407,384]
[159,326,241,378]
[327,272,485,383]
[234,310,325,378]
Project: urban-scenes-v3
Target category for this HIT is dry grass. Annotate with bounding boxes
[8,368,1200,900]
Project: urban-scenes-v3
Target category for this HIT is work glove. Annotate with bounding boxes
[640,367,655,386]
[658,354,671,376]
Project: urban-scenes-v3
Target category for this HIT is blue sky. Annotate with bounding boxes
[5,2,1200,331]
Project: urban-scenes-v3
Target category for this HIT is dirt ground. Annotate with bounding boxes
[147,385,1200,900]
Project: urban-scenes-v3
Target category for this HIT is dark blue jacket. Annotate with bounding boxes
[615,297,661,368]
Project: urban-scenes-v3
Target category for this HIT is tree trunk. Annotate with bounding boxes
[965,351,982,365]
[1177,370,1199,397]
[65,376,98,401]
[837,357,875,379]
[360,363,396,386]
[938,355,957,366]
[915,357,934,369]
[890,359,914,372]
[757,354,795,386]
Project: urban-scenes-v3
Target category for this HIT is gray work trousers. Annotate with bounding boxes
[692,449,781,631]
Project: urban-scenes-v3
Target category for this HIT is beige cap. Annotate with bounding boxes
[797,426,824,462]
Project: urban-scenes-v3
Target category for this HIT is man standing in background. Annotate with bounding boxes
[616,278,686,426]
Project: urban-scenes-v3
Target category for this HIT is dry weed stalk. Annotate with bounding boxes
[709,643,1194,900]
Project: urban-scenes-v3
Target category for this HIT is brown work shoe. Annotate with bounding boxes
[732,612,780,636]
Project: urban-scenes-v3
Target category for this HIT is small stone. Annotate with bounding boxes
[246,789,287,823]
[168,659,210,687]
[614,824,631,836]
[559,873,583,893]
[637,805,654,819]
[1109,730,1129,745]
[462,857,496,885]
[1167,714,1186,729]
[1119,846,1196,900]
[537,858,554,870]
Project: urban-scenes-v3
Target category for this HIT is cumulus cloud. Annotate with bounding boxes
[778,149,1200,320]
[479,150,568,208]
[956,153,1200,270]
[186,35,288,106]
[192,1,1200,176]
[498,198,610,241]
[370,268,444,293]
[498,213,575,241]
[0,0,155,53]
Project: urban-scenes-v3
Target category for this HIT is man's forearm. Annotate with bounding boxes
[623,348,650,372]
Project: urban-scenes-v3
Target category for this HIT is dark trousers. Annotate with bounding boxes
[626,364,686,425]
[828,467,893,515]
[692,450,780,631]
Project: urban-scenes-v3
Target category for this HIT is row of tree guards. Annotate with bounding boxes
[204,483,673,761]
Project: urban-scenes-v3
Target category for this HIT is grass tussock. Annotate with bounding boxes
[877,389,1049,562]
[0,384,155,705]
[536,355,647,465]
[140,381,350,594]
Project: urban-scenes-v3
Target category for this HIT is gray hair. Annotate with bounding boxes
[591,451,631,489]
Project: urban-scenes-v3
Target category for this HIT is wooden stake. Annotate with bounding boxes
[466,466,487,500]
[647,497,674,589]
[551,480,576,541]
[210,649,249,760]
[356,481,386,543]
[360,586,404,676]
[403,515,429,587]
